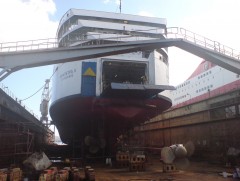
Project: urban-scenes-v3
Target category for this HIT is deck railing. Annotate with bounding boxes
[0,38,58,52]
[167,27,240,60]
[0,27,239,61]
[0,27,240,118]
[0,83,39,119]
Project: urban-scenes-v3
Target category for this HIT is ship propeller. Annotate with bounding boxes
[161,141,195,170]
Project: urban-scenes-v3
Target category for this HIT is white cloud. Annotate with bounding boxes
[0,0,58,42]
[169,0,240,86]
[115,0,120,5]
[103,0,120,5]
[180,0,240,50]
[0,0,58,118]
[169,48,202,86]
[138,11,155,17]
[103,0,111,4]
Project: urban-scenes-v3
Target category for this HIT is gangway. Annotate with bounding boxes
[0,27,239,80]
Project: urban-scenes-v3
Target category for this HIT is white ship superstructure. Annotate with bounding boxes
[52,9,170,103]
[171,60,240,108]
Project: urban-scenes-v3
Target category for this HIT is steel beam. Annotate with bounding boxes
[0,38,240,80]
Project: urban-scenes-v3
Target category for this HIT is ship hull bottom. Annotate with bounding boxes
[50,95,172,155]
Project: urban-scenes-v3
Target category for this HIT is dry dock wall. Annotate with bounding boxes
[0,88,53,167]
[133,88,240,160]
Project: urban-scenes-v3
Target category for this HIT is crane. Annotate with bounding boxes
[40,79,50,126]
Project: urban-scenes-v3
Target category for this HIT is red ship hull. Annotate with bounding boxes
[50,95,172,149]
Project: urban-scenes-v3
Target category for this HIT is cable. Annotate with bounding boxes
[20,63,64,102]
[19,26,162,102]
[20,84,45,101]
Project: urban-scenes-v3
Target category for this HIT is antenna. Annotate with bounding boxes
[119,0,121,13]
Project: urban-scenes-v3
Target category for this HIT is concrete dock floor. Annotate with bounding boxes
[92,158,236,181]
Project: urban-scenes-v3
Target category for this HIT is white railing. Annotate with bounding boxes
[0,83,39,119]
[0,27,239,60]
[167,27,240,60]
[0,27,239,120]
[0,33,158,53]
[0,38,58,52]
[0,35,130,53]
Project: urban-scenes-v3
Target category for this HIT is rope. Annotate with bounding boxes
[20,64,63,101]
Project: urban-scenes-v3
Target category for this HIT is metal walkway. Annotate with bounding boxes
[0,27,239,80]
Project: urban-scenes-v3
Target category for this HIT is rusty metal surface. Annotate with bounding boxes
[0,88,53,167]
[133,88,240,160]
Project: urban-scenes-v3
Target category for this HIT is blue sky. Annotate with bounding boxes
[0,0,240,120]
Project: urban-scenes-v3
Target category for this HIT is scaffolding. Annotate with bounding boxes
[0,121,35,166]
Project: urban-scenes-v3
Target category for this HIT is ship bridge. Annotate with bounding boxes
[0,27,239,80]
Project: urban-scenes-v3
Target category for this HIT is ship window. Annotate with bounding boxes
[225,106,236,118]
[196,90,198,93]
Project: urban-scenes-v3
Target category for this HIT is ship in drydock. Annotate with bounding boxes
[132,59,240,160]
[171,60,240,108]
[49,9,174,153]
